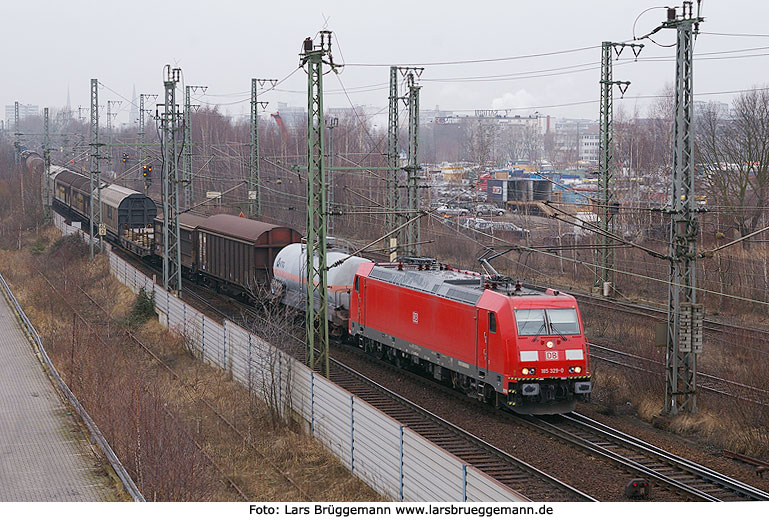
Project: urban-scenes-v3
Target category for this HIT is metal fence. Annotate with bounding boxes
[0,269,145,502]
[59,215,526,502]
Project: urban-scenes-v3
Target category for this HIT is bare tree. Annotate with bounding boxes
[697,88,769,246]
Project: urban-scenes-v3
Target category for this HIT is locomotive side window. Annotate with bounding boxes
[488,312,497,333]
[354,276,359,292]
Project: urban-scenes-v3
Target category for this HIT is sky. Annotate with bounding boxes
[2,0,769,126]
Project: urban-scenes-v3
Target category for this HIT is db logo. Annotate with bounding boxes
[492,187,502,194]
[545,351,559,360]
[412,312,419,324]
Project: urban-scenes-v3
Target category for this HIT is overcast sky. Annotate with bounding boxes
[2,0,768,125]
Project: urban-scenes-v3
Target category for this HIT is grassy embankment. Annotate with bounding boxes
[0,227,383,501]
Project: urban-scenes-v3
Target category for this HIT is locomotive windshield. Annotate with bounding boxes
[515,308,580,336]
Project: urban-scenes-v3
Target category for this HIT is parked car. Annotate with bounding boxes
[435,205,470,216]
[475,204,505,217]
[490,221,529,237]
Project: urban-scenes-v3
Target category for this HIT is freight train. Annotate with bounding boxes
[48,165,300,301]
[46,164,590,414]
[273,250,592,414]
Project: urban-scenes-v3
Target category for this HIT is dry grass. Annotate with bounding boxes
[0,227,384,501]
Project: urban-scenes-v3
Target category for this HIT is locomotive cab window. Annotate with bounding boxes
[514,308,580,336]
[354,276,359,292]
[488,312,497,333]
[547,308,581,335]
[514,309,546,336]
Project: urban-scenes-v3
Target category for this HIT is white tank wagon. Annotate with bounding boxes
[272,243,370,329]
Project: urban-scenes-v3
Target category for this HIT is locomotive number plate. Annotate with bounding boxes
[545,351,559,360]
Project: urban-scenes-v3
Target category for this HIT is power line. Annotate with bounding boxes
[343,44,602,67]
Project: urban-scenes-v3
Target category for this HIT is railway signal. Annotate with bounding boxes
[142,165,152,178]
[122,152,129,164]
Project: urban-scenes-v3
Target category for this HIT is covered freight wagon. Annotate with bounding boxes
[195,214,301,296]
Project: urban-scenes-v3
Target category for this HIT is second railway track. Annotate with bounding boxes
[518,412,769,502]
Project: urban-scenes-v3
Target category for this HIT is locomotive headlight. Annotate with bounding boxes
[522,368,529,375]
[575,366,582,373]
[546,340,554,349]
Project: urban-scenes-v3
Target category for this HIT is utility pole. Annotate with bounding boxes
[402,68,423,257]
[160,66,183,295]
[660,2,704,415]
[13,101,20,164]
[183,86,192,210]
[301,31,336,377]
[594,41,642,296]
[106,100,121,140]
[183,85,206,209]
[386,66,400,260]
[139,94,146,194]
[326,116,339,236]
[42,108,52,223]
[89,79,103,258]
[249,78,274,217]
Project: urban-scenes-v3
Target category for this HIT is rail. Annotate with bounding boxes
[518,412,769,501]
[589,343,769,406]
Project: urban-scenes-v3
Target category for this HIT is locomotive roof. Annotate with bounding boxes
[367,264,547,306]
[197,214,290,243]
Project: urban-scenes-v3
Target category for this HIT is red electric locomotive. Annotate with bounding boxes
[349,259,591,414]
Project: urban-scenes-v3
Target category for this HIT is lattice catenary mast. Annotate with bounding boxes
[301,32,335,377]
[403,68,423,257]
[160,66,183,295]
[595,41,642,295]
[386,66,400,260]
[42,107,52,223]
[249,78,274,217]
[89,79,104,258]
[661,2,704,414]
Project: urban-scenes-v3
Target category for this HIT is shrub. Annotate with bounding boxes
[128,288,156,325]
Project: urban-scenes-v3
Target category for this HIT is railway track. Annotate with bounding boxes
[518,412,769,502]
[570,289,769,344]
[332,337,769,502]
[112,245,768,502]
[327,358,595,502]
[112,250,593,502]
[589,343,769,406]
